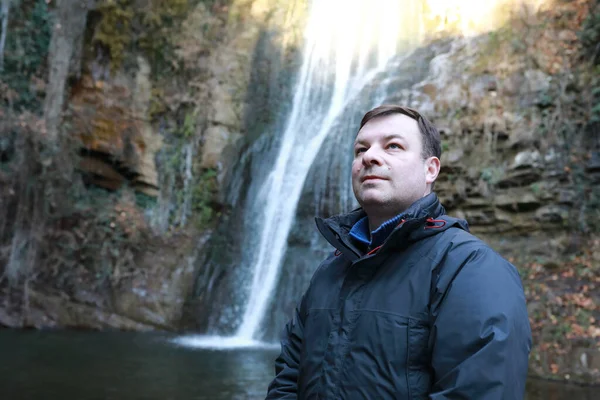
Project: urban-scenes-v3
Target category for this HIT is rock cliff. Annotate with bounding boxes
[1,0,598,385]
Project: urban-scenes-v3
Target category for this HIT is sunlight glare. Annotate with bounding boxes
[424,0,549,35]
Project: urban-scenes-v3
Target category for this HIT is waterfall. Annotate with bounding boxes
[235,0,424,340]
[175,0,548,349]
[178,142,196,228]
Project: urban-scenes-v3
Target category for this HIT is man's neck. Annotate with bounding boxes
[368,216,395,232]
[365,191,432,231]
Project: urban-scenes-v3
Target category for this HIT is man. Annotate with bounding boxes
[266,105,532,399]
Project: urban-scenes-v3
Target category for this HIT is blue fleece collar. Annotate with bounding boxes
[349,214,404,250]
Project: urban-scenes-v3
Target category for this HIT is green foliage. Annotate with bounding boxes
[441,140,450,153]
[470,27,521,73]
[181,110,197,138]
[579,0,600,64]
[0,0,52,111]
[591,70,600,123]
[592,103,600,123]
[154,109,219,231]
[536,91,555,109]
[192,167,218,227]
[52,185,149,287]
[93,0,135,71]
[580,3,600,123]
[92,0,203,74]
[137,0,190,76]
[135,191,157,208]
[148,87,167,120]
[480,166,505,185]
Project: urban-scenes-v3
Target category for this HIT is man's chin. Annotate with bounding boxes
[357,195,387,209]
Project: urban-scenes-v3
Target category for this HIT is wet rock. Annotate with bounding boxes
[442,147,464,164]
[79,156,127,191]
[501,72,525,96]
[558,190,576,205]
[209,79,242,127]
[586,152,600,173]
[558,30,578,43]
[495,191,541,212]
[535,205,569,224]
[464,209,496,226]
[530,181,556,202]
[544,148,558,163]
[507,119,538,149]
[113,235,203,329]
[497,168,542,188]
[26,290,157,331]
[201,125,238,169]
[524,69,551,93]
[469,74,498,100]
[70,57,161,197]
[132,56,162,196]
[482,113,508,137]
[419,83,438,100]
[512,150,542,170]
[72,288,107,309]
[0,308,19,328]
[464,197,491,209]
[572,347,600,382]
[588,172,600,184]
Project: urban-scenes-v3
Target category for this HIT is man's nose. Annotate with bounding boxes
[362,147,383,166]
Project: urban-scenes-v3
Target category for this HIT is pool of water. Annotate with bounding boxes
[0,331,597,399]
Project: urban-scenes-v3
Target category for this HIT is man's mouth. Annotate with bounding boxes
[362,175,386,182]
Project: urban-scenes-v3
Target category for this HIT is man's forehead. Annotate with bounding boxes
[355,115,420,142]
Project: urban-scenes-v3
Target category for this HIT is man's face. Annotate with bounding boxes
[351,113,438,216]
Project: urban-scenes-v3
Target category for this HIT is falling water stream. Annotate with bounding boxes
[182,0,551,347]
[235,0,412,341]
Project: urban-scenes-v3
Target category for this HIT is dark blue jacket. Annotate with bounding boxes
[266,194,532,399]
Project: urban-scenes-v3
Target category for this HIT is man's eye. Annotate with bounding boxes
[388,143,402,150]
[355,148,366,155]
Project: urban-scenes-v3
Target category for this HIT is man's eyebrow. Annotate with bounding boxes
[382,133,406,141]
[354,133,406,145]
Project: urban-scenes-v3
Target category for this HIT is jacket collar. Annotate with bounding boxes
[349,214,407,250]
[315,193,468,260]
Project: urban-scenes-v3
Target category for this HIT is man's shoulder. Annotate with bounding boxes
[431,228,524,309]
[432,226,516,279]
[311,250,347,278]
[438,225,500,257]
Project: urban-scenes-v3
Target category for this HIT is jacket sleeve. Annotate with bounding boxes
[429,247,532,400]
[266,294,307,399]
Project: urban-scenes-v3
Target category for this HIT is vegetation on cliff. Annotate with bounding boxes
[0,0,598,385]
[446,0,600,383]
[0,0,230,330]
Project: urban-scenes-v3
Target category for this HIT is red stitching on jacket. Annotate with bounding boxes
[367,245,382,255]
[425,218,446,229]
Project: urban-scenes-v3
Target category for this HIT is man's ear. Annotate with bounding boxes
[424,156,440,185]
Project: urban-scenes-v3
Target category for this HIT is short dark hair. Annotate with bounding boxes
[359,105,442,160]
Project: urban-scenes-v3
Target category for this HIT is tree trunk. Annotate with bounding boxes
[43,0,90,141]
[0,0,9,72]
